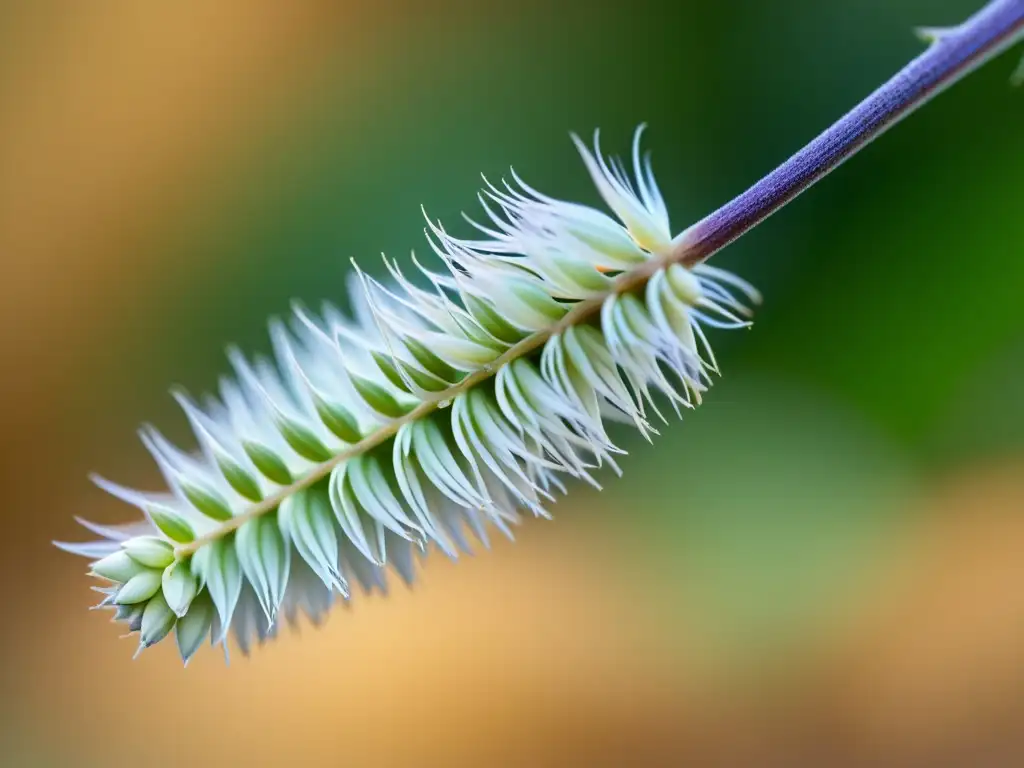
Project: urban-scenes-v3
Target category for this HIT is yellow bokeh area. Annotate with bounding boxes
[2,1,1023,765]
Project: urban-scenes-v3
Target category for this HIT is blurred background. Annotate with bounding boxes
[1,0,1022,765]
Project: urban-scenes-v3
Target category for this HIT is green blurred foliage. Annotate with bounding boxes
[607,375,916,665]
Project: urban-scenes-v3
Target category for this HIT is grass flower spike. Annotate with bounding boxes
[57,0,1024,664]
[57,128,758,663]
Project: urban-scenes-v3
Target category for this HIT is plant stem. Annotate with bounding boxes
[176,0,1023,557]
[673,0,1024,265]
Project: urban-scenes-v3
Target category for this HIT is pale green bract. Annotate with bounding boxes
[55,127,760,663]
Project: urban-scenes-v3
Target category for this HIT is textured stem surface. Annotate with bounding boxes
[177,0,1023,557]
[674,0,1024,265]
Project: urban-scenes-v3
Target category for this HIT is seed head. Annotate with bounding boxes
[55,127,759,663]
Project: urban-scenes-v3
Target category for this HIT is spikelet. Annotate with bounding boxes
[56,127,760,663]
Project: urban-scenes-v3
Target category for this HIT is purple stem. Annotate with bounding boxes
[674,0,1024,266]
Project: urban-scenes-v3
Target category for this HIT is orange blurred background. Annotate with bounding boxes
[2,1,1023,765]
